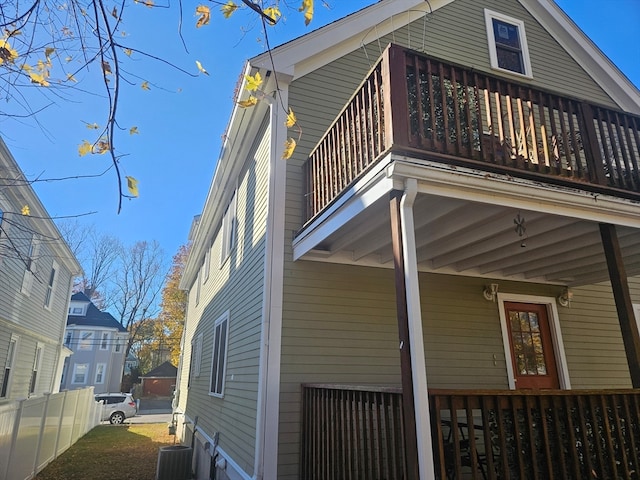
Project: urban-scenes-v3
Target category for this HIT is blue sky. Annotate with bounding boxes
[1,0,638,261]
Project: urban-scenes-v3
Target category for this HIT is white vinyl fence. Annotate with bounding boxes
[0,387,101,480]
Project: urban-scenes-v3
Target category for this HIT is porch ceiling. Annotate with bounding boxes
[295,183,640,288]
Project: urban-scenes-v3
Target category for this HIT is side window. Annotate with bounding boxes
[220,191,237,266]
[29,343,44,395]
[100,332,110,350]
[195,271,201,306]
[95,363,106,384]
[209,312,230,397]
[44,261,58,309]
[64,331,72,347]
[72,363,89,384]
[203,246,211,283]
[1,335,19,398]
[21,235,40,296]
[188,334,202,388]
[484,9,532,78]
[79,331,94,350]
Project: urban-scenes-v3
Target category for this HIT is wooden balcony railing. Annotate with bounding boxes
[303,44,640,223]
[301,385,640,480]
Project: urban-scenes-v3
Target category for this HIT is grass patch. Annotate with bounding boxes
[36,423,176,480]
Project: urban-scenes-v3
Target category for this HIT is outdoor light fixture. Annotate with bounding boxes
[558,287,573,307]
[483,283,499,301]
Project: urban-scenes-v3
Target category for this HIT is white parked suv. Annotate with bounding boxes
[95,393,137,424]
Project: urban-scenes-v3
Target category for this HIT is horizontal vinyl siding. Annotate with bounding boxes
[181,116,271,477]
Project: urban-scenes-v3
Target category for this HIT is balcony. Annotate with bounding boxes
[301,384,640,480]
[303,45,640,225]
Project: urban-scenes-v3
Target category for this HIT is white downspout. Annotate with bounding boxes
[400,178,435,479]
[254,72,291,480]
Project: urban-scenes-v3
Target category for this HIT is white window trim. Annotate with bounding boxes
[78,330,94,351]
[21,236,40,296]
[484,9,533,79]
[30,342,44,395]
[497,293,571,390]
[203,247,211,283]
[1,335,19,398]
[209,311,230,398]
[72,363,89,384]
[44,260,59,310]
[95,363,106,384]
[220,191,237,266]
[193,333,203,378]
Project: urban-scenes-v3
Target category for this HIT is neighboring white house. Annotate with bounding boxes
[175,1,640,479]
[0,137,82,401]
[60,292,128,394]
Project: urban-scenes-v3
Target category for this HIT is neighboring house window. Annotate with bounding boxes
[114,338,122,353]
[100,332,110,350]
[21,235,40,296]
[79,331,94,350]
[44,261,58,309]
[220,191,237,265]
[209,313,229,397]
[95,363,106,384]
[72,363,89,384]
[69,306,83,315]
[484,9,532,77]
[64,331,72,347]
[1,336,18,398]
[29,343,44,395]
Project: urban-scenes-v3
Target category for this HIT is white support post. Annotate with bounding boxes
[400,178,435,480]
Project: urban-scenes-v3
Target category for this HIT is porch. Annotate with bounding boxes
[301,384,640,480]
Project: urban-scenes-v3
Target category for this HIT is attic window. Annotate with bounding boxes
[484,9,532,78]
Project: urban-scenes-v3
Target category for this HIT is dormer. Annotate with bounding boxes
[68,292,91,316]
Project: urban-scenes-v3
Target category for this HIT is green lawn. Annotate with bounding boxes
[36,423,176,480]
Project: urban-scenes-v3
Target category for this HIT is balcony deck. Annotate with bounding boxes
[303,45,640,225]
[301,384,640,480]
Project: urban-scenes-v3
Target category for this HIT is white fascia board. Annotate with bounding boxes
[519,0,640,114]
[388,158,640,228]
[251,0,451,79]
[181,66,274,288]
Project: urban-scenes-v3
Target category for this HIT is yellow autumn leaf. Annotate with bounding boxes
[245,71,262,92]
[21,63,32,72]
[102,60,112,75]
[86,122,99,129]
[130,126,139,135]
[78,140,92,156]
[141,80,150,90]
[282,138,297,159]
[143,0,154,7]
[126,176,139,197]
[67,73,77,82]
[124,48,132,57]
[263,6,281,23]
[29,72,50,87]
[238,96,258,108]
[299,0,313,25]
[221,1,238,19]
[0,39,19,64]
[65,56,72,62]
[96,139,110,154]
[21,205,30,216]
[195,60,209,75]
[285,108,297,128]
[195,5,211,28]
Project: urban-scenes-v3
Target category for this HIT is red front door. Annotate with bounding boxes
[505,302,560,389]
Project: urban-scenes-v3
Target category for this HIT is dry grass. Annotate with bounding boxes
[36,423,176,480]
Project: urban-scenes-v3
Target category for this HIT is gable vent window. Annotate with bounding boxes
[485,9,532,78]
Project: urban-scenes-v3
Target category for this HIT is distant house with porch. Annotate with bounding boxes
[61,292,128,394]
[174,1,640,479]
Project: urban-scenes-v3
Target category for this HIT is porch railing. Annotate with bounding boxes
[301,384,640,480]
[303,44,640,223]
